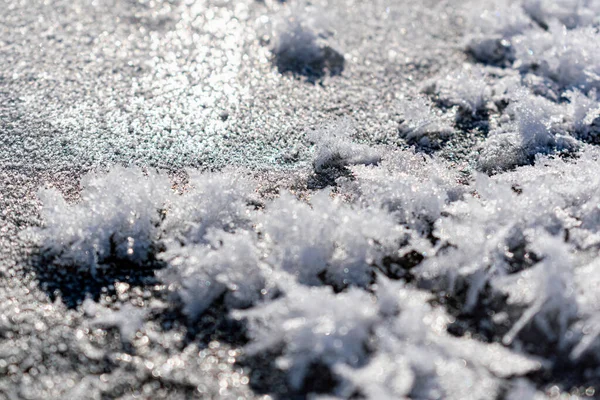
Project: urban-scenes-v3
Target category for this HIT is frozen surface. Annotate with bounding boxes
[3,0,600,399]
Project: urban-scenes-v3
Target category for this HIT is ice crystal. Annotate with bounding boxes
[311,118,382,173]
[397,97,453,148]
[270,2,343,76]
[36,167,172,273]
[234,283,379,390]
[159,230,267,320]
[258,191,404,289]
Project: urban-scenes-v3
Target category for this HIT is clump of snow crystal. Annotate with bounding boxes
[159,230,268,320]
[497,235,576,347]
[269,2,343,76]
[161,170,256,246]
[311,118,382,173]
[258,191,404,290]
[417,147,600,357]
[462,0,600,171]
[36,167,173,273]
[495,146,600,248]
[477,133,530,173]
[234,283,379,390]
[506,89,564,150]
[571,258,600,361]
[338,149,464,264]
[337,279,542,400]
[158,187,404,319]
[35,122,600,396]
[435,68,492,117]
[477,88,578,172]
[513,23,600,94]
[564,89,600,143]
[523,0,600,29]
[397,97,453,148]
[465,3,532,65]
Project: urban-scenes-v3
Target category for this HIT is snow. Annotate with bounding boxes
[397,96,454,148]
[39,137,597,396]
[435,68,491,117]
[14,0,600,398]
[499,235,576,346]
[32,81,600,399]
[234,283,379,390]
[311,118,382,172]
[268,2,343,76]
[35,167,173,274]
[258,191,405,289]
[337,279,542,400]
[161,170,256,246]
[513,23,600,94]
[158,230,266,320]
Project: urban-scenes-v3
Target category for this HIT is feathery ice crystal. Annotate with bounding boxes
[36,167,172,273]
[311,118,382,173]
[397,96,453,148]
[33,70,600,397]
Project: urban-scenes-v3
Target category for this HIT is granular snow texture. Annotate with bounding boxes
[3,0,600,399]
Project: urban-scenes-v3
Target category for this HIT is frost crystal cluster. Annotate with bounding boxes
[458,0,600,171]
[29,0,600,398]
[36,125,600,397]
[267,2,344,76]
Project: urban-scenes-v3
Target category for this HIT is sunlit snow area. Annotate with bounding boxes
[2,0,600,398]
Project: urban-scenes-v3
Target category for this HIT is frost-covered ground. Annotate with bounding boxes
[2,0,600,399]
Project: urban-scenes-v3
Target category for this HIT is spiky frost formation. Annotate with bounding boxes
[435,68,491,117]
[418,147,600,355]
[158,230,268,320]
[571,258,600,361]
[161,170,256,245]
[33,120,600,396]
[397,97,453,148]
[234,283,379,390]
[477,133,529,173]
[477,88,582,172]
[336,279,541,400]
[513,24,600,94]
[311,118,382,173]
[269,2,343,76]
[564,89,600,142]
[339,149,464,264]
[497,235,576,346]
[159,188,406,320]
[464,1,600,112]
[36,167,173,273]
[259,192,405,289]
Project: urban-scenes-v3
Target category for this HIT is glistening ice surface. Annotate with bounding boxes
[2,0,600,399]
